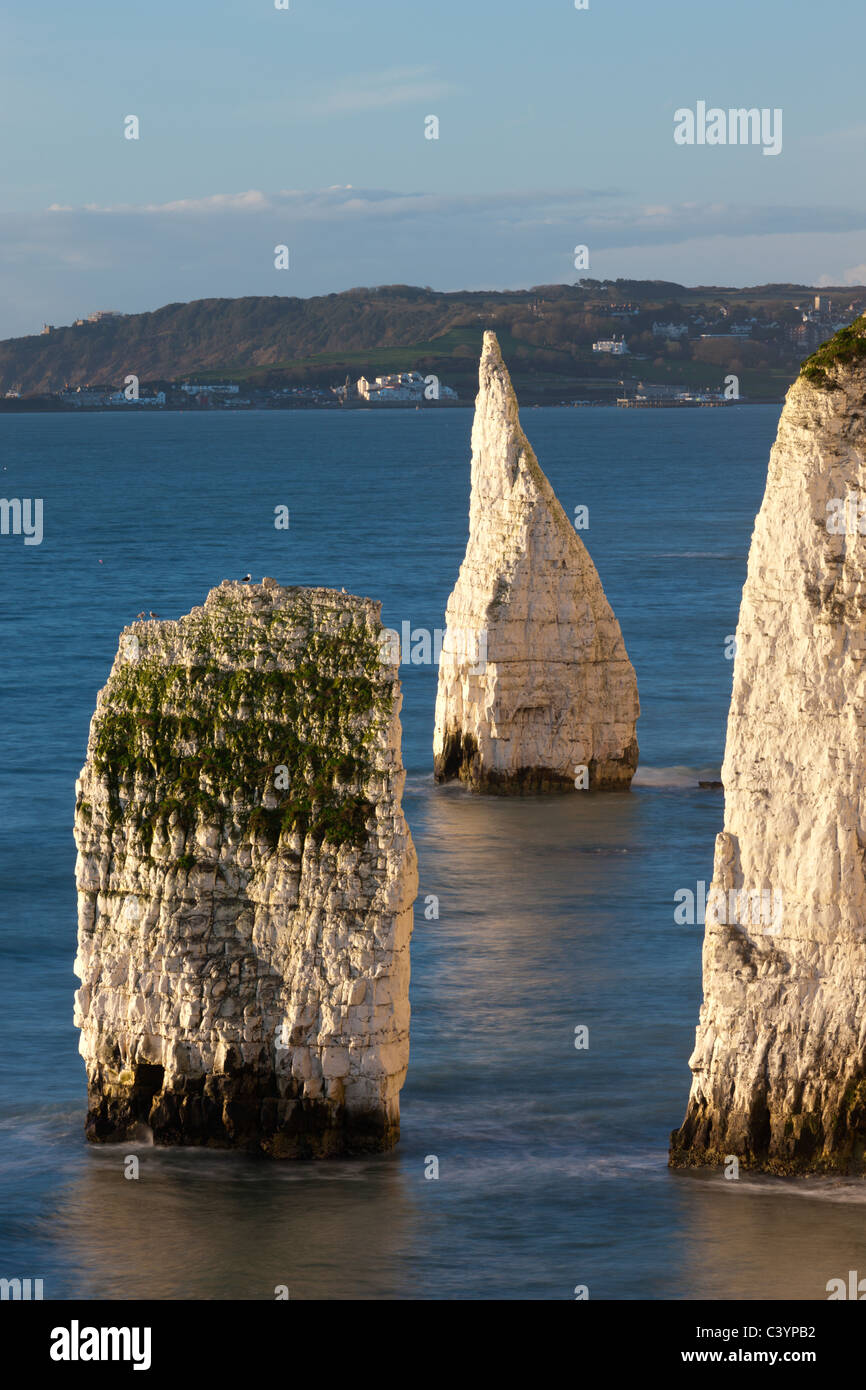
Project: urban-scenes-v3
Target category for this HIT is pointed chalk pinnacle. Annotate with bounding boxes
[433,331,639,793]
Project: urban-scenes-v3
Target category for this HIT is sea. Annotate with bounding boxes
[2,403,865,1301]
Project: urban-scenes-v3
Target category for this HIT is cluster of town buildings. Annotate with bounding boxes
[29,370,460,411]
[616,382,738,408]
[348,371,458,403]
[592,295,861,357]
[57,385,166,407]
[53,381,320,409]
[787,295,850,352]
[41,310,123,334]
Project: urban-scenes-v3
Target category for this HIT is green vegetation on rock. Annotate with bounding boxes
[801,316,866,388]
[90,599,393,852]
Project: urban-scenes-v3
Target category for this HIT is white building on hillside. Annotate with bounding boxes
[357,371,457,402]
[592,337,629,355]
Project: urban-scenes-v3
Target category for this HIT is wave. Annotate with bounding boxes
[404,771,443,791]
[745,1176,866,1205]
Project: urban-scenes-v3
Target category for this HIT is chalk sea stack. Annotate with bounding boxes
[433,331,639,792]
[73,581,417,1157]
[671,318,866,1174]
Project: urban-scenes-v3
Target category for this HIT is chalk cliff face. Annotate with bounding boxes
[672,327,866,1173]
[433,331,639,792]
[74,580,417,1157]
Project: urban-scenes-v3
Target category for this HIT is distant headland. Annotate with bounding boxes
[1,279,862,410]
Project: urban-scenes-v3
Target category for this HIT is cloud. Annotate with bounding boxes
[38,186,866,243]
[4,185,866,337]
[47,190,276,216]
[45,185,619,220]
[816,264,866,288]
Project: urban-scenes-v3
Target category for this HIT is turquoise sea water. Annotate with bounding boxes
[3,405,866,1300]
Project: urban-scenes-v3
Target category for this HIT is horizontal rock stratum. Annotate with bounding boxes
[73,580,417,1157]
[433,330,639,792]
[671,322,866,1174]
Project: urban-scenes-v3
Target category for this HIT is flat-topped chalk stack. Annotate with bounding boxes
[73,579,417,1157]
[671,319,866,1174]
[433,330,639,792]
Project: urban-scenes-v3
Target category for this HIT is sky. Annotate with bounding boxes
[1,0,865,337]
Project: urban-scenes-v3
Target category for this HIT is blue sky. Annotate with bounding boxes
[1,0,865,336]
